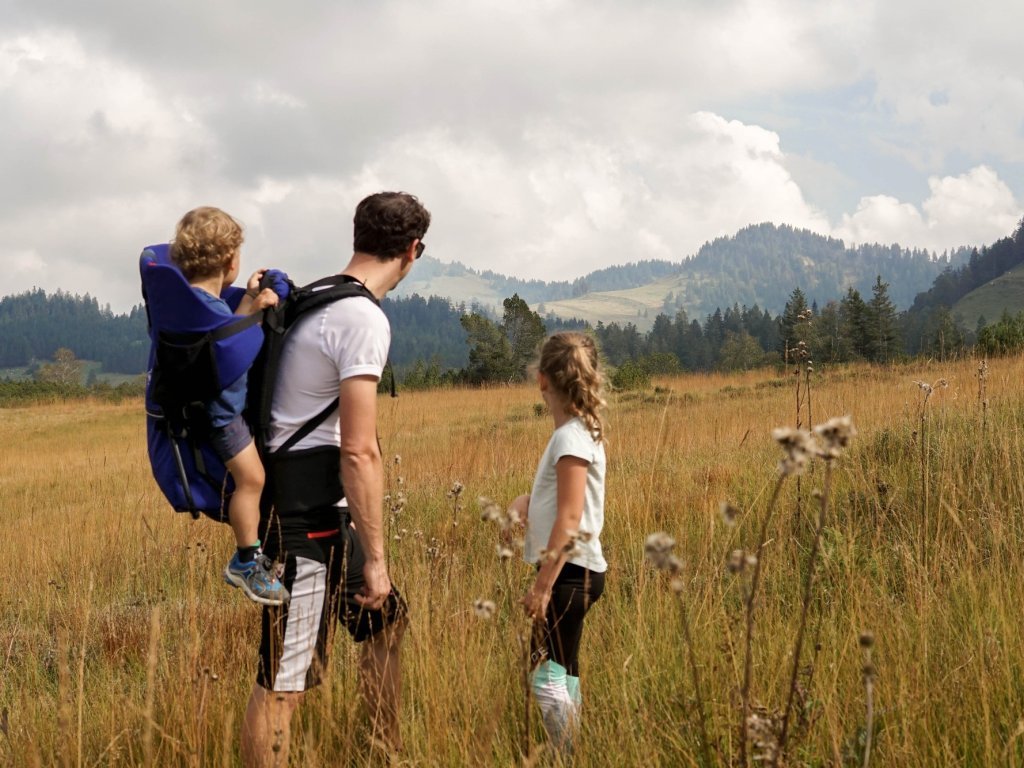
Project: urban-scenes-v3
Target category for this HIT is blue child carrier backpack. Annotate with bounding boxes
[140,243,287,521]
[140,243,384,521]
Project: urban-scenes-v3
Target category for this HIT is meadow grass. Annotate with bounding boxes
[1,357,1024,766]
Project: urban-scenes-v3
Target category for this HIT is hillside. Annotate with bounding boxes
[391,256,679,307]
[952,262,1024,328]
[539,223,965,330]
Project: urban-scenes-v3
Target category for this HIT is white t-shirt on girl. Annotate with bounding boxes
[524,416,607,573]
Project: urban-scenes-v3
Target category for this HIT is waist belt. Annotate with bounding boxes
[264,445,343,514]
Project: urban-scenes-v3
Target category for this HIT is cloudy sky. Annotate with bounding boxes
[3,0,1022,312]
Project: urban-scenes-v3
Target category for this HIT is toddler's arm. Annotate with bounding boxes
[237,269,279,314]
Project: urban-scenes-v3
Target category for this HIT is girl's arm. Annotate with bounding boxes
[523,456,588,620]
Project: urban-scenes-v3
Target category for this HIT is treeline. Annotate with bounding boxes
[0,289,476,378]
[0,289,149,373]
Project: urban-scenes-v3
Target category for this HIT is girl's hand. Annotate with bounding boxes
[522,583,551,622]
[508,494,530,525]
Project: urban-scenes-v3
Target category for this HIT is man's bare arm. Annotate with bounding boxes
[338,374,391,608]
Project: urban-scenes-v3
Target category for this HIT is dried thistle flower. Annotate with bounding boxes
[473,599,496,620]
[746,710,779,763]
[478,496,502,524]
[562,528,593,559]
[644,532,677,570]
[859,631,875,649]
[772,426,814,476]
[447,481,464,498]
[727,549,746,574]
[812,415,856,460]
[719,501,740,526]
[496,544,514,561]
[393,454,402,466]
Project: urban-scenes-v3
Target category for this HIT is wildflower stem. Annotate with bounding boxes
[775,462,832,765]
[674,591,713,767]
[519,627,532,764]
[863,661,874,768]
[918,391,930,569]
[740,475,785,768]
[77,576,95,768]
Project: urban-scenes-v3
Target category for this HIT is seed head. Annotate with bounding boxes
[478,496,502,524]
[719,501,740,527]
[644,532,677,570]
[473,599,497,620]
[727,549,746,574]
[448,481,464,498]
[859,631,874,649]
[772,426,814,476]
[813,415,856,460]
[563,528,592,558]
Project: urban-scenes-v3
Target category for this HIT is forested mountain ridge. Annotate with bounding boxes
[390,255,679,306]
[538,223,971,330]
[398,224,965,323]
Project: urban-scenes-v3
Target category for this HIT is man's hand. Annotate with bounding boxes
[356,558,393,610]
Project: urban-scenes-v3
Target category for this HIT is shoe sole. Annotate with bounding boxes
[223,568,289,607]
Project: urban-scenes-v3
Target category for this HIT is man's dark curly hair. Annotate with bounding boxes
[353,192,431,260]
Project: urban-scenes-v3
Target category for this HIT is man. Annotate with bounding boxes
[241,192,430,767]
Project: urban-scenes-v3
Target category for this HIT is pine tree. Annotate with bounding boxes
[865,276,899,362]
[502,294,547,380]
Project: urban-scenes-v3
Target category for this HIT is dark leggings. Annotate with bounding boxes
[532,562,606,676]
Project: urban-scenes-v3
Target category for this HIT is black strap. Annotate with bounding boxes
[209,310,263,341]
[263,274,393,455]
[277,397,339,454]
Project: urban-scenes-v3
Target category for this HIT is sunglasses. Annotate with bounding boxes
[415,240,426,259]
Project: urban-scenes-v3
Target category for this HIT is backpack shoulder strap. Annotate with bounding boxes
[251,274,382,456]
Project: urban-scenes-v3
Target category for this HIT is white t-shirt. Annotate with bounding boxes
[524,417,607,573]
[267,295,390,452]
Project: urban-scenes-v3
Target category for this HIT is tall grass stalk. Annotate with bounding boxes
[76,576,94,768]
[144,607,160,767]
[739,476,785,768]
[775,462,832,764]
[860,632,875,768]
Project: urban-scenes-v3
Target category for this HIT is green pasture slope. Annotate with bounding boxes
[953,262,1024,328]
[535,275,689,331]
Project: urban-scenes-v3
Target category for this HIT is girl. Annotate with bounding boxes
[513,331,608,753]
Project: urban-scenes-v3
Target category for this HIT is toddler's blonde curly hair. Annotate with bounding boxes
[169,207,243,281]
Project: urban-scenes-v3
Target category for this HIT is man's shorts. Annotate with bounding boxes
[208,413,253,463]
[257,508,407,692]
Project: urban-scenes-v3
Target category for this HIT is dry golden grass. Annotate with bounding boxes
[2,356,1024,766]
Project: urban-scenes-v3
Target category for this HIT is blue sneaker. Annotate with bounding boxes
[223,552,290,606]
